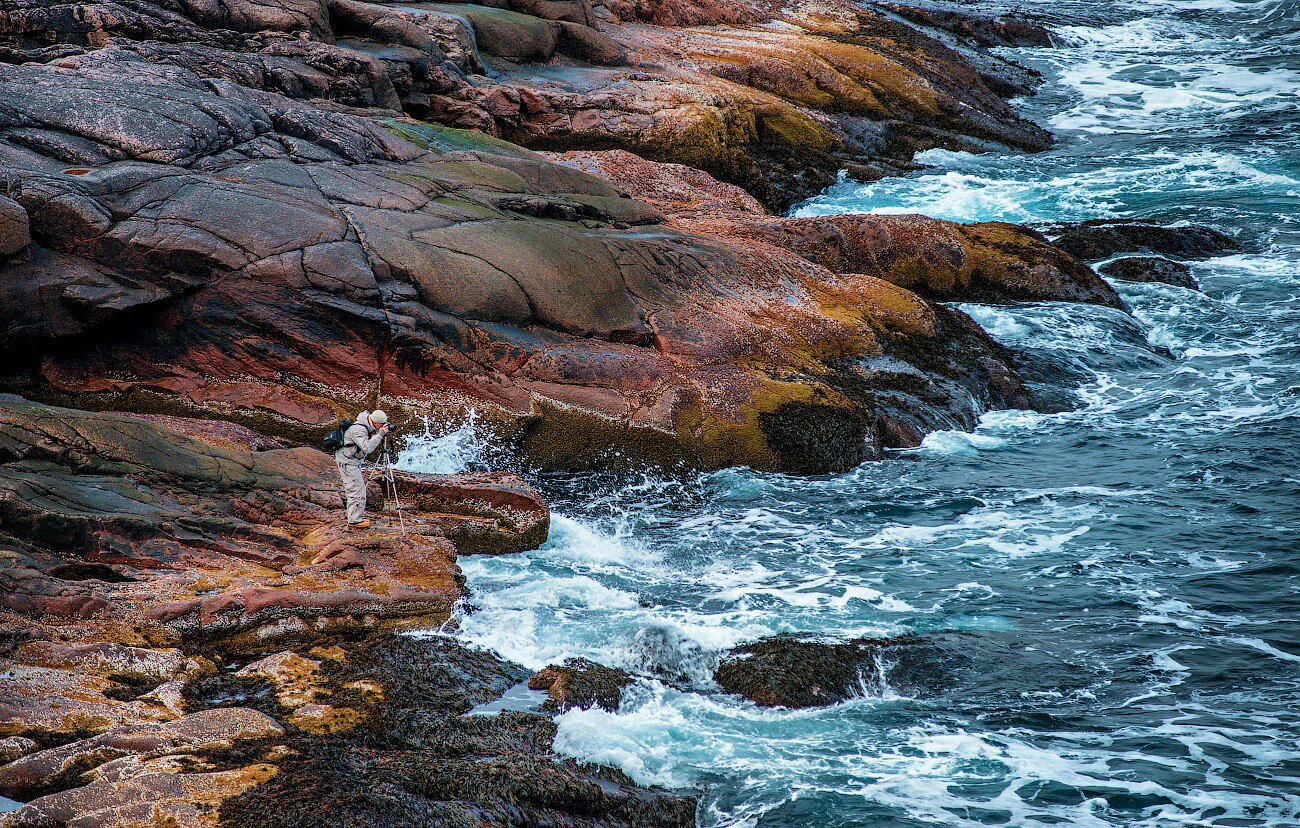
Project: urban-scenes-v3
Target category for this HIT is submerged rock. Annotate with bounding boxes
[529,658,633,711]
[1047,220,1239,261]
[1098,256,1199,290]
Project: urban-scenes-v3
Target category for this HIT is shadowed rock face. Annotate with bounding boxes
[1098,256,1199,290]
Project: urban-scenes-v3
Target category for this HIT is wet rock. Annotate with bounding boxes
[881,1,1053,49]
[714,636,879,708]
[529,658,632,711]
[11,641,187,683]
[234,652,325,711]
[714,634,964,708]
[1098,256,1199,290]
[375,472,551,555]
[1047,220,1239,261]
[874,1,1050,97]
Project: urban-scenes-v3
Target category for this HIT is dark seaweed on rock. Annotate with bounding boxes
[1098,256,1200,291]
[219,636,696,828]
[529,658,634,712]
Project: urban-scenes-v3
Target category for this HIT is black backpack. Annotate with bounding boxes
[323,419,353,452]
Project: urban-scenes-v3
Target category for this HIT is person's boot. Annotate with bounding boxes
[348,519,371,530]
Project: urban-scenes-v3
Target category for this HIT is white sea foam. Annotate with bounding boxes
[393,412,489,474]
[914,430,1010,457]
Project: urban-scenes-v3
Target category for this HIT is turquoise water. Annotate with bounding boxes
[402,1,1300,824]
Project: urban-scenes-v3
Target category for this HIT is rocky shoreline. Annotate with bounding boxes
[0,0,1124,476]
[0,0,1244,822]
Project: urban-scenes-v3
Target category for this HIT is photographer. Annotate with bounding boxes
[334,409,390,529]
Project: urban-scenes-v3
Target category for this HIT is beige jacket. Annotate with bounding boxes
[334,412,386,465]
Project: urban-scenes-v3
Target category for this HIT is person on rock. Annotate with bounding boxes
[335,409,390,529]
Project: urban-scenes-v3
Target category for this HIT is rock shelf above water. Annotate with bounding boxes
[0,398,689,827]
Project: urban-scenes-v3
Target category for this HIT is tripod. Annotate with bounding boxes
[379,437,407,532]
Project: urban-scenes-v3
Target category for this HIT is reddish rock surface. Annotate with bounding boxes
[549,149,1122,307]
[0,71,1066,473]
[0,397,546,650]
[0,0,1049,210]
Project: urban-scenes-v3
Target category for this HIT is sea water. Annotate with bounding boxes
[401,0,1300,824]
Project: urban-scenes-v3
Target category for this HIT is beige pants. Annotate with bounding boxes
[338,462,367,524]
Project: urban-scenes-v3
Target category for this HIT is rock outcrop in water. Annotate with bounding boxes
[529,658,633,712]
[714,634,962,708]
[0,0,1116,475]
[1098,256,1199,290]
[1045,220,1239,262]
